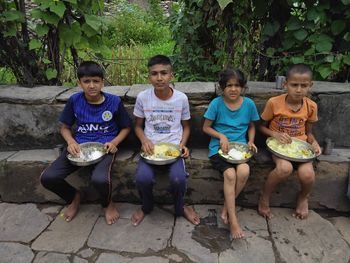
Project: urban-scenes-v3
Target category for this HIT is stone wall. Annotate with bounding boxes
[0,81,350,151]
[1,82,350,211]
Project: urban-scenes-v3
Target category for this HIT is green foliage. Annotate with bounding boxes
[257,0,350,80]
[171,0,258,81]
[173,0,350,82]
[0,0,109,86]
[0,67,16,84]
[105,1,170,46]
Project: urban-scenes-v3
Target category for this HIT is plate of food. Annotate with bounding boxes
[67,142,106,166]
[140,142,181,165]
[218,142,254,164]
[266,137,316,162]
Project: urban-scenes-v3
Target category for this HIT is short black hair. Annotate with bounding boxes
[77,61,104,80]
[218,68,247,90]
[286,63,313,80]
[147,55,172,68]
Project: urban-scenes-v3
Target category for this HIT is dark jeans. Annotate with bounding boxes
[40,148,115,207]
[135,158,188,216]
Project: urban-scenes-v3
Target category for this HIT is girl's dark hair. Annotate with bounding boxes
[77,61,104,80]
[218,68,247,90]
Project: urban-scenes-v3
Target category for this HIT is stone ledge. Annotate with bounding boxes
[0,148,349,212]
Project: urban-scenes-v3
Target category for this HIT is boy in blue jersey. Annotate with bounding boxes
[41,61,131,224]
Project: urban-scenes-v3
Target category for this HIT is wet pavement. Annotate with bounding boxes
[1,202,350,263]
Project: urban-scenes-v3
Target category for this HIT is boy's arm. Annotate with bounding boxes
[247,122,258,152]
[306,122,321,155]
[202,118,229,153]
[259,119,292,144]
[60,123,80,156]
[105,102,132,153]
[180,120,190,157]
[134,116,153,155]
[105,127,131,154]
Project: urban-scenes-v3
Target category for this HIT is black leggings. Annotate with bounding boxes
[40,148,115,207]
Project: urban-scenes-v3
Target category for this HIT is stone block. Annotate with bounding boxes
[0,148,349,213]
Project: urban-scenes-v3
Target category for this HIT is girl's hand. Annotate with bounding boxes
[248,141,258,153]
[141,139,154,155]
[180,144,190,158]
[274,132,292,144]
[105,142,118,154]
[67,142,80,157]
[311,141,322,156]
[219,135,229,154]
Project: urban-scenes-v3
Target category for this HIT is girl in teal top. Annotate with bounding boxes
[203,68,259,239]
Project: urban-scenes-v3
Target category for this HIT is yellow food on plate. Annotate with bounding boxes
[143,144,180,160]
[267,138,314,159]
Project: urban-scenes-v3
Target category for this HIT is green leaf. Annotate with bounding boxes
[31,9,60,25]
[293,29,308,41]
[50,1,66,18]
[286,17,301,31]
[306,8,318,21]
[304,47,315,56]
[315,41,332,52]
[341,0,350,5]
[331,20,346,35]
[344,54,350,65]
[45,68,57,80]
[291,56,304,64]
[82,23,98,37]
[324,55,334,63]
[217,0,232,10]
[35,24,49,37]
[317,65,332,79]
[42,58,51,64]
[85,15,102,32]
[331,60,340,71]
[2,10,25,22]
[281,37,296,50]
[343,32,350,41]
[4,26,17,37]
[58,22,81,47]
[266,47,275,57]
[64,0,77,4]
[29,39,41,50]
[263,21,280,37]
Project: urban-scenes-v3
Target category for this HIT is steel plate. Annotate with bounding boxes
[218,142,254,164]
[140,142,181,165]
[67,142,106,166]
[266,137,316,162]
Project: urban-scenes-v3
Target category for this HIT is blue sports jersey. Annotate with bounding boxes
[60,91,131,144]
[204,96,260,157]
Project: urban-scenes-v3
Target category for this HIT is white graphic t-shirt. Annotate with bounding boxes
[133,88,190,144]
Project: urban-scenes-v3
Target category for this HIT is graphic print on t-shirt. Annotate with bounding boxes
[149,109,175,134]
[276,116,304,137]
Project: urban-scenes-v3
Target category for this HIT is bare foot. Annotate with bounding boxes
[258,196,273,219]
[131,207,145,226]
[230,222,245,240]
[63,192,80,222]
[221,205,228,224]
[104,201,119,225]
[293,194,309,220]
[183,206,200,225]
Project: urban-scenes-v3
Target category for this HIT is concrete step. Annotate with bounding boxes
[0,148,349,212]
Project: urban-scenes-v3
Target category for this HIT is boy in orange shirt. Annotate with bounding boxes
[258,64,321,220]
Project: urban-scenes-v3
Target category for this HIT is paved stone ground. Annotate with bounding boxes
[1,202,350,263]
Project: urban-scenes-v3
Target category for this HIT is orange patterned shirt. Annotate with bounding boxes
[261,94,318,141]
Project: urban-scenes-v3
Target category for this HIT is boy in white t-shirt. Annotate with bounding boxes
[131,55,200,226]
